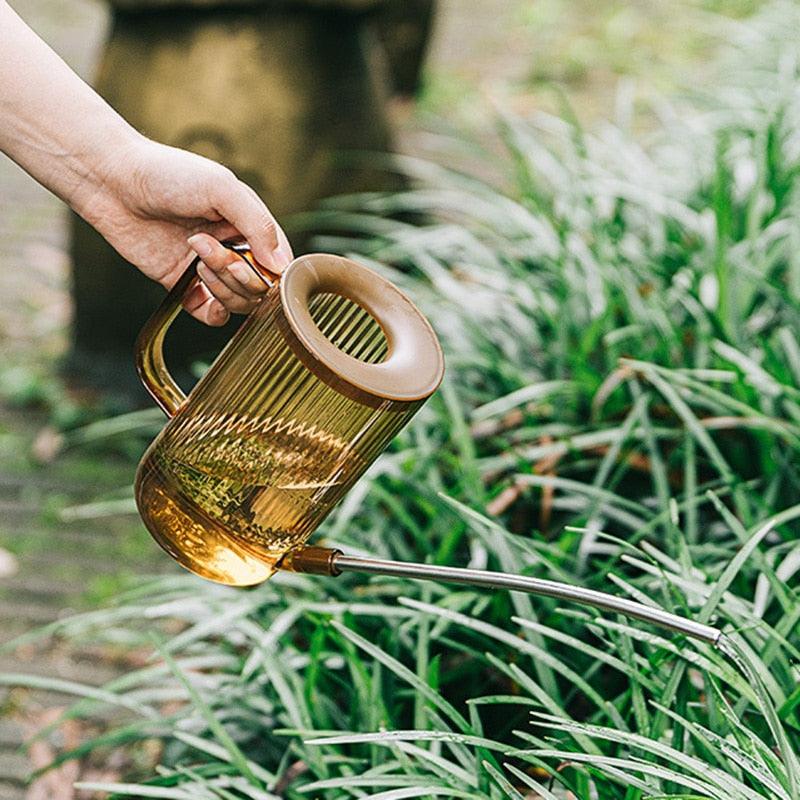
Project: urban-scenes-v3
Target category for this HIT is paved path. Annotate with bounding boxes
[0,406,168,797]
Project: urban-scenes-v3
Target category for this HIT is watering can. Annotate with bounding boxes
[135,244,721,647]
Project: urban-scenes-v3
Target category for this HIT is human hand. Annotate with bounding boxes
[1,1,293,325]
[74,136,293,326]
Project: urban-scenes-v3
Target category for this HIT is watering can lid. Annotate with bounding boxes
[280,254,445,403]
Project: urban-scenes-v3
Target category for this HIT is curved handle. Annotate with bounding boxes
[135,242,278,417]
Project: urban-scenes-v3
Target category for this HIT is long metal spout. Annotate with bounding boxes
[281,546,721,646]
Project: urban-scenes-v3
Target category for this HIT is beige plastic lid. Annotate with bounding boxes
[279,254,445,403]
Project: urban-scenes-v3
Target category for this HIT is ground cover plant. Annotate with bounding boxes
[3,2,800,797]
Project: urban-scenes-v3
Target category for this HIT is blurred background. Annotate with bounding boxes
[0,1,786,797]
[0,0,758,385]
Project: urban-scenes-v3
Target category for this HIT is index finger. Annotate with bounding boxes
[210,177,293,273]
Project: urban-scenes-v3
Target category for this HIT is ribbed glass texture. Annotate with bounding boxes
[135,286,421,586]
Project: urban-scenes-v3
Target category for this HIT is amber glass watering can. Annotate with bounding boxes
[135,244,721,647]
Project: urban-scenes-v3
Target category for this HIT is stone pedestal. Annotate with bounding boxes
[375,0,436,98]
[68,2,409,401]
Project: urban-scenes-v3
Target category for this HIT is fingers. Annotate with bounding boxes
[187,233,268,316]
[210,176,293,274]
[182,281,230,327]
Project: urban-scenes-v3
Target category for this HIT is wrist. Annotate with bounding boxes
[67,122,149,221]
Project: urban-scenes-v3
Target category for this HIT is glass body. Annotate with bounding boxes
[135,256,434,586]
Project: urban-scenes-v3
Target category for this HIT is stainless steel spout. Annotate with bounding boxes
[281,546,721,646]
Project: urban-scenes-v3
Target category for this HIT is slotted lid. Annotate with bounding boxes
[279,254,445,403]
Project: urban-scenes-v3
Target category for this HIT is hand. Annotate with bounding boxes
[75,137,294,326]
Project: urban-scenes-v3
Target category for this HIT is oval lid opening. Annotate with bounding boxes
[280,254,445,403]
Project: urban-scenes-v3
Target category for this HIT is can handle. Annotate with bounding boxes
[135,242,277,417]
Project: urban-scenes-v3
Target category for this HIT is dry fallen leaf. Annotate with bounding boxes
[24,707,81,800]
[31,426,65,464]
[0,547,18,578]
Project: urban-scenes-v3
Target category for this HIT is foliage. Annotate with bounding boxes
[5,2,800,797]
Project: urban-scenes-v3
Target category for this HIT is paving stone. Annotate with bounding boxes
[2,522,140,540]
[0,781,23,800]
[1,535,100,558]
[0,721,23,749]
[0,656,119,687]
[0,574,75,602]
[0,601,73,627]
[0,752,28,785]
[1,550,132,577]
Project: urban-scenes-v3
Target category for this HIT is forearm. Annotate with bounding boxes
[0,0,143,212]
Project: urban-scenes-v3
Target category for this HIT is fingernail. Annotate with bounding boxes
[197,262,217,284]
[229,261,252,286]
[212,302,229,325]
[188,235,213,258]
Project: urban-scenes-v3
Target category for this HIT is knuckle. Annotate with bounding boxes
[206,282,230,302]
[227,262,253,287]
[258,213,278,238]
[207,167,241,206]
[209,302,229,326]
[200,266,220,284]
[204,248,229,270]
[216,164,238,185]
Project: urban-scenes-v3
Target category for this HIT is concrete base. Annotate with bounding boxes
[69,4,403,400]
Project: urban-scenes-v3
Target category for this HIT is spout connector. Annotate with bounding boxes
[281,546,343,576]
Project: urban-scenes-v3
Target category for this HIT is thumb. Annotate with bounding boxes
[211,177,293,273]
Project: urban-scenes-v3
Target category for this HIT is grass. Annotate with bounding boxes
[4,1,800,797]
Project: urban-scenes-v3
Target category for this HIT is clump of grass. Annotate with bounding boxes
[5,1,800,797]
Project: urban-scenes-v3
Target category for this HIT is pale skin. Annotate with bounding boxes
[0,0,293,326]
